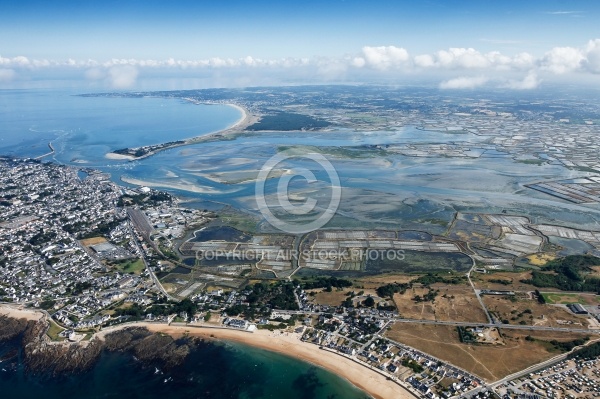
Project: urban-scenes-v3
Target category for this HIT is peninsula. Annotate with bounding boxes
[105,103,257,161]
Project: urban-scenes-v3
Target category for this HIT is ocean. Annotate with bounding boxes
[0,337,369,399]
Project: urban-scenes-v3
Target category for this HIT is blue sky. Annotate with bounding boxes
[1,0,600,89]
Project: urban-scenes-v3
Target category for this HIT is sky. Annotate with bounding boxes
[1,0,600,90]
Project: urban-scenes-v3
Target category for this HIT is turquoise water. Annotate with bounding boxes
[0,338,369,399]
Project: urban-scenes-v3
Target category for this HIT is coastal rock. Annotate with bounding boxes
[104,327,192,368]
[0,315,29,341]
[1,316,195,375]
[22,320,103,374]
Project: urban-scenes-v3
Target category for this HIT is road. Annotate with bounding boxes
[271,308,600,335]
[393,317,598,334]
[127,221,176,301]
[488,337,600,389]
[466,258,494,324]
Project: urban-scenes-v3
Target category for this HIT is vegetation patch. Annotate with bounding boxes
[113,258,145,275]
[246,112,330,131]
[521,255,600,293]
[46,319,66,341]
[569,342,600,359]
[541,292,585,305]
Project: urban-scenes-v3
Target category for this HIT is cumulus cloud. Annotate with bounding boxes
[2,38,600,88]
[439,76,489,89]
[413,54,435,68]
[413,48,534,71]
[583,39,600,74]
[540,46,585,74]
[351,57,366,68]
[354,46,410,70]
[1,55,31,67]
[436,48,490,68]
[501,71,541,90]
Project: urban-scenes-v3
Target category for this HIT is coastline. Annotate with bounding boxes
[0,302,414,399]
[119,175,241,194]
[129,322,415,399]
[0,304,45,321]
[105,152,136,160]
[104,103,258,161]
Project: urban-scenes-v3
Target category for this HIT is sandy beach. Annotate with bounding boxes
[139,323,417,399]
[105,152,136,160]
[226,103,250,130]
[1,303,415,399]
[185,102,259,141]
[104,103,258,161]
[119,175,241,194]
[0,304,45,321]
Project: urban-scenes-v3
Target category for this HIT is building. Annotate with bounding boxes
[568,303,588,314]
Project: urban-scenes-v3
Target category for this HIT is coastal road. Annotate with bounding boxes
[271,309,599,335]
[488,337,600,390]
[392,318,599,334]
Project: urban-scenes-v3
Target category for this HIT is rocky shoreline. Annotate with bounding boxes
[102,327,194,369]
[0,315,196,375]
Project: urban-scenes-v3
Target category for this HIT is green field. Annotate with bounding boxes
[46,319,65,341]
[541,292,584,304]
[115,258,145,275]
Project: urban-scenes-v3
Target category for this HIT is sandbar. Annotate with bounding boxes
[120,175,240,195]
[105,152,136,160]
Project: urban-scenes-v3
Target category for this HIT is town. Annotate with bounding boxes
[1,157,600,399]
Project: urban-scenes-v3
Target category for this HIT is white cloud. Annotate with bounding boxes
[436,48,490,68]
[0,55,31,67]
[414,54,435,68]
[511,52,535,69]
[414,47,534,71]
[2,38,600,88]
[583,39,600,74]
[351,57,366,68]
[540,46,585,74]
[439,76,489,89]
[501,71,541,90]
[107,65,138,89]
[358,46,410,70]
